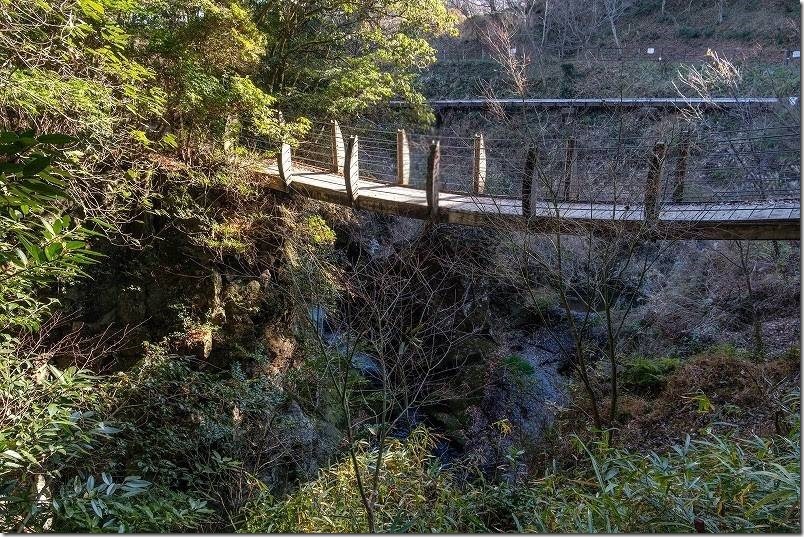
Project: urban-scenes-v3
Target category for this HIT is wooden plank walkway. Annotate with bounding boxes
[256,163,800,240]
[389,97,795,109]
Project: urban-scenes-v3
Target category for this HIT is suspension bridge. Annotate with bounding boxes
[431,43,799,65]
[248,120,801,240]
[389,97,795,110]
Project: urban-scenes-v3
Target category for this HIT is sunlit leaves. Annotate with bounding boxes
[254,0,456,122]
[0,358,108,531]
[0,133,99,332]
[0,0,162,133]
[243,415,801,533]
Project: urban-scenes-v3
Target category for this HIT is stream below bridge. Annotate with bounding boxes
[308,304,595,469]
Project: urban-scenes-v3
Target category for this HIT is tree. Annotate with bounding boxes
[456,69,682,430]
[483,207,675,430]
[248,0,458,123]
[603,0,625,49]
[282,215,486,531]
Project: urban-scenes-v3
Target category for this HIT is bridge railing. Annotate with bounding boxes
[244,119,800,216]
[433,43,799,65]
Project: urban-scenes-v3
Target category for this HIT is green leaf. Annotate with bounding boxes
[37,134,76,145]
[14,248,28,267]
[23,155,51,176]
[0,161,23,175]
[79,0,105,20]
[96,424,121,435]
[45,242,63,261]
[91,498,102,517]
[18,449,38,465]
[2,449,24,461]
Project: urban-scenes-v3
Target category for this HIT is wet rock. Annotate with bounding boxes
[463,327,571,478]
[266,399,341,484]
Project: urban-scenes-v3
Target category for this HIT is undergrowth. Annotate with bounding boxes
[241,393,801,533]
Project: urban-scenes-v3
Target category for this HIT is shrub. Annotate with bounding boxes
[0,355,218,533]
[240,405,801,533]
[677,26,702,39]
[622,356,681,391]
[53,475,214,532]
[0,357,108,532]
[0,132,99,332]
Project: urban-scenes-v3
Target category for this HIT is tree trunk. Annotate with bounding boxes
[605,298,618,426]
[608,11,621,49]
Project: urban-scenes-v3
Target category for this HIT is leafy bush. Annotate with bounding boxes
[622,356,681,391]
[242,408,801,533]
[0,132,99,332]
[239,428,454,533]
[0,354,217,533]
[0,357,110,532]
[54,474,214,532]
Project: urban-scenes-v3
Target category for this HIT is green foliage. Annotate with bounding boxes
[257,0,457,123]
[0,133,99,332]
[0,0,165,136]
[242,411,801,533]
[0,357,110,532]
[54,475,214,532]
[95,346,290,522]
[128,0,283,140]
[0,351,218,532]
[304,215,337,246]
[239,428,447,533]
[622,356,681,391]
[503,354,535,384]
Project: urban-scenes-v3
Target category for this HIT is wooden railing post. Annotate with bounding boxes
[562,137,575,200]
[396,129,410,185]
[473,133,486,194]
[344,135,359,206]
[644,142,667,222]
[331,120,345,174]
[671,134,690,203]
[277,141,293,187]
[522,145,537,219]
[426,140,441,222]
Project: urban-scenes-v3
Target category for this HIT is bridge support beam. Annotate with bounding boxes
[522,145,537,218]
[426,140,441,222]
[672,133,690,203]
[278,141,293,186]
[644,142,667,222]
[396,129,410,185]
[344,135,359,206]
[473,133,486,194]
[331,120,345,174]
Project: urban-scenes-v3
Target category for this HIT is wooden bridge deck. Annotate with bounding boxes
[257,163,800,240]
